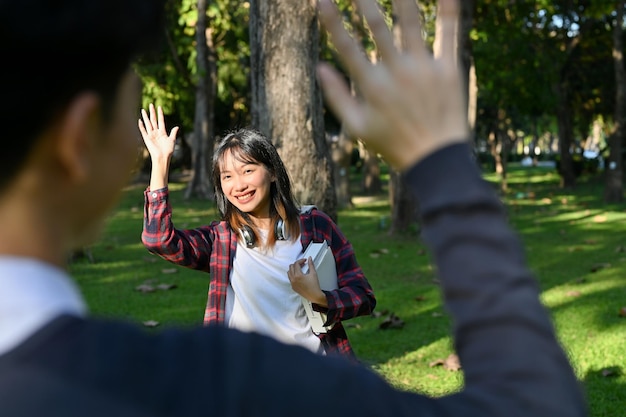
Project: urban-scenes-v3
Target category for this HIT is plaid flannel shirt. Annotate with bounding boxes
[142,187,376,358]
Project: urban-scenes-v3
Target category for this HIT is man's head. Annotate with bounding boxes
[0,0,164,262]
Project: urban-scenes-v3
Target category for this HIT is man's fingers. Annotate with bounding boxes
[393,0,426,57]
[434,0,459,64]
[317,63,364,137]
[355,0,396,63]
[317,0,370,84]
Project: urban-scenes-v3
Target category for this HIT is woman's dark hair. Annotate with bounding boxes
[212,128,301,248]
[0,0,165,193]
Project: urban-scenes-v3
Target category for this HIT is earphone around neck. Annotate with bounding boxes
[239,218,287,248]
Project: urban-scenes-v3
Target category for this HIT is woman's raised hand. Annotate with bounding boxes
[138,103,179,163]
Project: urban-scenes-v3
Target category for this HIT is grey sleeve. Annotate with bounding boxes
[404,144,587,417]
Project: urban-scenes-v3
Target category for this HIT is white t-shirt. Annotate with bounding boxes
[225,230,324,354]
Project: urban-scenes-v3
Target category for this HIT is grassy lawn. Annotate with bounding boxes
[70,164,626,416]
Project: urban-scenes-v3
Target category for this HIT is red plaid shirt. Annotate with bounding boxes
[142,187,376,358]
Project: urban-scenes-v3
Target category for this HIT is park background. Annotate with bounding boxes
[74,1,625,416]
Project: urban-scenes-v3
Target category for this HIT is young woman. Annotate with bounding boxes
[139,104,376,358]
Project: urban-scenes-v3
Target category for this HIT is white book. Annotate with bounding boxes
[299,240,338,334]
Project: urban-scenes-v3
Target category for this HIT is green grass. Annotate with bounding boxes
[70,165,626,415]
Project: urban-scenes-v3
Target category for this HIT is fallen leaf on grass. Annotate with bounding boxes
[601,367,621,378]
[593,215,607,223]
[369,248,390,258]
[379,313,404,330]
[590,263,611,272]
[429,353,461,371]
[136,280,177,293]
[565,290,581,297]
[618,307,626,317]
[371,309,389,318]
[143,320,160,328]
[414,295,426,302]
[135,284,156,293]
[156,283,177,291]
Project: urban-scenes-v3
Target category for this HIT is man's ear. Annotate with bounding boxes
[56,92,101,183]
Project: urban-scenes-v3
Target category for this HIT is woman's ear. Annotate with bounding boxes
[56,92,100,183]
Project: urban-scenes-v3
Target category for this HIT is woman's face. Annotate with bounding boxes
[219,149,274,224]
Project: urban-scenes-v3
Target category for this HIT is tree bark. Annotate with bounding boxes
[459,0,477,142]
[388,169,419,235]
[329,132,353,209]
[604,0,625,203]
[556,82,576,189]
[185,0,215,200]
[249,0,336,220]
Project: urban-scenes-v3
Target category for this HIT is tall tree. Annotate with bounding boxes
[185,0,216,199]
[249,0,336,220]
[604,1,625,203]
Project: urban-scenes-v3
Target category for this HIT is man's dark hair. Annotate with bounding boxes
[0,0,165,192]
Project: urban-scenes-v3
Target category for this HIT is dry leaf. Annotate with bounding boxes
[590,263,611,272]
[601,367,621,378]
[379,313,404,330]
[135,284,155,293]
[157,283,177,291]
[565,290,581,297]
[593,215,607,223]
[618,307,626,317]
[429,353,461,371]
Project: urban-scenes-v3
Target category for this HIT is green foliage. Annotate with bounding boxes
[135,0,251,134]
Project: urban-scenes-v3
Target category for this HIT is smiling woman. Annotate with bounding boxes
[138,109,376,360]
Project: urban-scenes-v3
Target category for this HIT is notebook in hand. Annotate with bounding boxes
[300,240,338,334]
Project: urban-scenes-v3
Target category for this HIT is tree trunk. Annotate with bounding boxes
[249,0,336,220]
[556,83,576,188]
[604,0,625,203]
[185,0,215,200]
[388,169,418,235]
[459,0,477,143]
[329,131,353,209]
[360,147,381,195]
